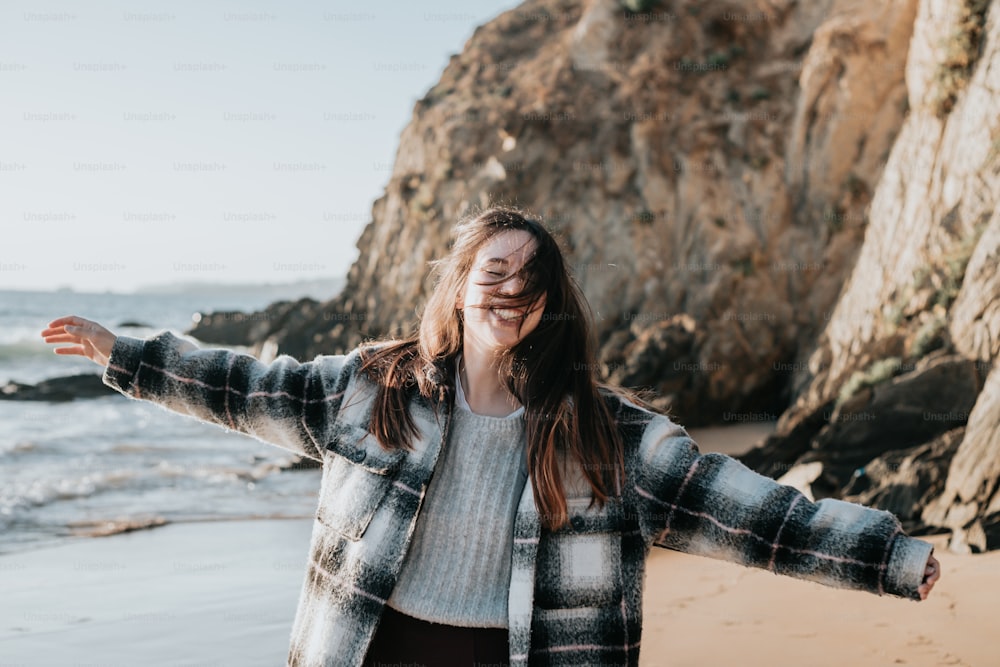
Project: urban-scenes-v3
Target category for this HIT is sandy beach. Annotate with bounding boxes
[641,531,989,667]
[1,424,988,666]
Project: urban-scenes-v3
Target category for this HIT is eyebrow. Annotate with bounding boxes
[483,258,509,265]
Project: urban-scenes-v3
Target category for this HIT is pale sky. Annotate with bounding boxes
[0,0,521,293]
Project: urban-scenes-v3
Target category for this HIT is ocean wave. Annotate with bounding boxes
[68,515,169,538]
[67,513,316,539]
[0,461,283,514]
[0,512,314,556]
[0,339,55,361]
[0,469,138,513]
[152,460,283,484]
[0,456,292,516]
[0,440,38,457]
[0,336,97,385]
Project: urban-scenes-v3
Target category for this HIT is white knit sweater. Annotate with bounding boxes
[385,365,528,627]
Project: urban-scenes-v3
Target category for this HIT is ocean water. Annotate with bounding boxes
[0,287,339,555]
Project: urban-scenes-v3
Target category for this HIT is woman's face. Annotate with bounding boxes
[458,229,547,351]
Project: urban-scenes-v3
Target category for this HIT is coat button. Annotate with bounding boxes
[571,517,585,530]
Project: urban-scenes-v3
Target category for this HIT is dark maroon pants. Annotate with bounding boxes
[362,605,510,667]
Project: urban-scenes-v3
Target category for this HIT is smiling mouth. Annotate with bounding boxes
[490,307,528,321]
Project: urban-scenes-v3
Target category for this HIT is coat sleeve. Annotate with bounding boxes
[102,331,353,462]
[633,418,934,601]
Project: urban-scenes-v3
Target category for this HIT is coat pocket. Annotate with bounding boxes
[317,421,406,540]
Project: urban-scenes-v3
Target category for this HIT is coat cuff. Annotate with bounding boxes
[884,534,933,600]
[102,335,146,394]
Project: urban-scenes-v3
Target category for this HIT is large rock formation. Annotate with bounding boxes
[187,0,1000,549]
[217,0,918,426]
[187,298,324,355]
[742,0,1000,553]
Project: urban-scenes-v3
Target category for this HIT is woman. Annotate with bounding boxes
[42,207,939,667]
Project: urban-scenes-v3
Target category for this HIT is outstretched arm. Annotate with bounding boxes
[634,418,939,601]
[42,315,352,462]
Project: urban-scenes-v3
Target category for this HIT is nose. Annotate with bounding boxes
[496,271,526,299]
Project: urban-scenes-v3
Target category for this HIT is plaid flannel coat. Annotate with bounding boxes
[102,331,934,667]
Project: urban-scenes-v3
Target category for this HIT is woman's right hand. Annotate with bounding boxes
[41,315,117,367]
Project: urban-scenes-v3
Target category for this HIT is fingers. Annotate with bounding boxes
[917,557,941,600]
[53,345,86,356]
[925,556,941,584]
[43,316,103,338]
[41,316,112,365]
[917,580,934,599]
[40,325,70,338]
[42,316,87,338]
[41,317,108,342]
[46,331,87,356]
[919,582,935,600]
[41,333,80,343]
[47,315,94,328]
[40,327,85,344]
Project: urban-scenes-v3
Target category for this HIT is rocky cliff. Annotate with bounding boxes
[190,0,1000,549]
[741,0,1000,553]
[224,0,919,426]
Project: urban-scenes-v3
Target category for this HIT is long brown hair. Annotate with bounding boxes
[358,206,625,531]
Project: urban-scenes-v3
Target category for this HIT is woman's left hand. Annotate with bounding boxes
[917,554,940,600]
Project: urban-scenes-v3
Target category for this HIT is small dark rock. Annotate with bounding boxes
[0,374,115,401]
